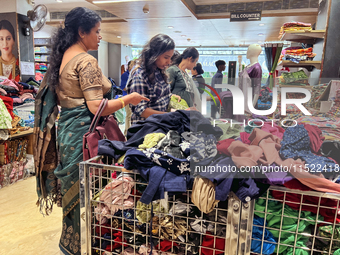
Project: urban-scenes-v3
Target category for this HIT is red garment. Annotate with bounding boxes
[240,132,251,145]
[0,95,14,119]
[105,231,127,251]
[272,179,340,223]
[8,59,20,82]
[157,240,178,252]
[303,123,324,154]
[261,122,285,139]
[201,232,225,255]
[216,139,235,156]
[94,222,111,236]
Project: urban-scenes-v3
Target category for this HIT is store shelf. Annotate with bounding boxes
[8,128,33,139]
[35,52,50,55]
[281,60,321,69]
[35,61,49,63]
[35,44,51,47]
[279,84,313,89]
[281,30,325,43]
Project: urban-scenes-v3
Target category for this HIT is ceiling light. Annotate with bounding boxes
[56,0,63,2]
[93,0,140,3]
[258,33,264,36]
[168,26,174,29]
[117,35,121,38]
[259,23,265,26]
[181,35,186,37]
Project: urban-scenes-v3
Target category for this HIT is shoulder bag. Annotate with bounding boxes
[83,98,126,161]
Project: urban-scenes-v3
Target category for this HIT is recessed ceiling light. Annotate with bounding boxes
[56,0,63,2]
[93,0,141,3]
[259,23,265,26]
[117,35,121,38]
[181,35,186,37]
[168,26,174,29]
[258,33,264,37]
[174,31,182,33]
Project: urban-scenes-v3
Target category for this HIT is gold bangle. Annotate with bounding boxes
[118,97,125,108]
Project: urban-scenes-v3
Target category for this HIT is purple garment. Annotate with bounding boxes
[246,63,262,97]
[260,164,293,186]
[237,63,262,121]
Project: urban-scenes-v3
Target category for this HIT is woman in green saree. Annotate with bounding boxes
[34,7,148,255]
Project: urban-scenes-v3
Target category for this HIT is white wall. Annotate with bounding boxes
[108,43,121,86]
[121,45,132,66]
[98,40,109,77]
[34,24,56,38]
[16,0,33,16]
[0,0,16,13]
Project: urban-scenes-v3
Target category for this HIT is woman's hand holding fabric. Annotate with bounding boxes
[172,94,181,102]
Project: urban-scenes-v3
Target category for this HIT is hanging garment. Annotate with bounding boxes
[238,63,262,114]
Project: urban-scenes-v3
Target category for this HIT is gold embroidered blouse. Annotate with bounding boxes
[56,53,111,108]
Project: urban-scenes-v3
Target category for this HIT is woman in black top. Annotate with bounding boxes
[192,62,205,95]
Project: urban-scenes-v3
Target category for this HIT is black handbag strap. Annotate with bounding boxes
[88,98,108,133]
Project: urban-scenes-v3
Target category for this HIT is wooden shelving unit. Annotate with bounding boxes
[281,60,322,70]
[279,84,313,89]
[280,30,326,43]
[8,128,34,139]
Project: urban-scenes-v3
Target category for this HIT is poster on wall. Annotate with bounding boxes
[0,12,20,82]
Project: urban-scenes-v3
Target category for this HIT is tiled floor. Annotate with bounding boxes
[0,177,62,255]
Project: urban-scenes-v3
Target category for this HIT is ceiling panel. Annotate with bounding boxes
[87,0,193,19]
[40,0,317,46]
[193,0,274,4]
[35,0,100,11]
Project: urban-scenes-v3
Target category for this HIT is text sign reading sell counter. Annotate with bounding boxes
[230,11,262,22]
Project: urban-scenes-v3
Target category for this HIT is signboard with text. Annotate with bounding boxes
[230,11,262,22]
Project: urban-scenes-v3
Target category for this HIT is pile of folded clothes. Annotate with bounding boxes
[283,47,316,63]
[279,70,309,86]
[279,21,312,39]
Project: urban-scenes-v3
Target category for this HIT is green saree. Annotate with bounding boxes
[34,53,113,255]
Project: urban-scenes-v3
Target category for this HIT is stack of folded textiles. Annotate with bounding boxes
[283,47,316,63]
[279,70,309,86]
[279,21,312,39]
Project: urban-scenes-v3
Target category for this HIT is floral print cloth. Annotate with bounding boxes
[0,99,12,129]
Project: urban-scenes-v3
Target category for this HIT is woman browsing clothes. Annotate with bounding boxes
[167,47,201,111]
[126,33,181,125]
[0,20,20,82]
[34,7,148,255]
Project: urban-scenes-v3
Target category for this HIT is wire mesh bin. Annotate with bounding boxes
[251,186,340,255]
[80,157,340,254]
[79,157,255,255]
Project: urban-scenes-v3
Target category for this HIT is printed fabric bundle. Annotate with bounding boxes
[279,21,312,39]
